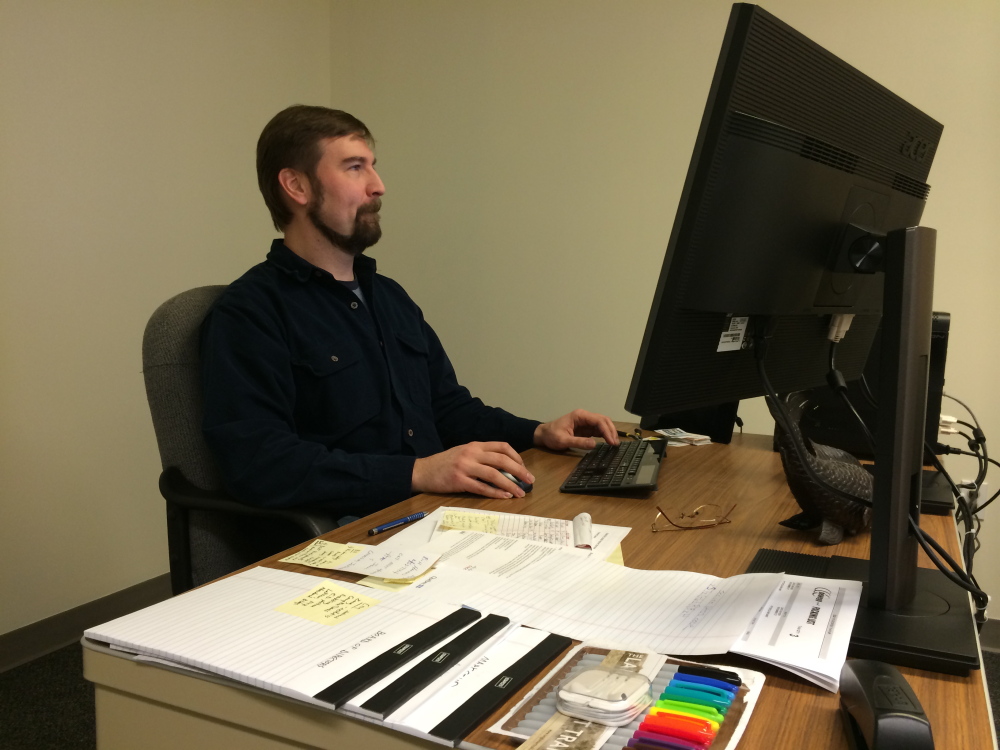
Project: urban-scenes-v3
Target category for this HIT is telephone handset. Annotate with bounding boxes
[840,660,934,750]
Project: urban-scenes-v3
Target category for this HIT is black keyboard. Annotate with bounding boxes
[559,439,664,494]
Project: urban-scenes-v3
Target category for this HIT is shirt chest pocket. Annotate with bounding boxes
[291,340,380,442]
[393,329,433,406]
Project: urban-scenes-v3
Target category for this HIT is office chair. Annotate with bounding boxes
[142,286,338,594]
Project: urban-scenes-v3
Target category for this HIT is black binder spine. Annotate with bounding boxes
[312,607,481,708]
[360,613,511,719]
[429,632,573,745]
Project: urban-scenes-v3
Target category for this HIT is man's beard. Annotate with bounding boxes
[308,197,382,256]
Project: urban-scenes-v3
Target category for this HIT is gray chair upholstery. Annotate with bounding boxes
[142,286,337,594]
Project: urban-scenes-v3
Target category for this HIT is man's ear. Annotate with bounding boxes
[277,168,311,209]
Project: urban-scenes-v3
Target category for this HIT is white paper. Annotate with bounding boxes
[84,567,464,705]
[428,529,590,580]
[393,506,630,561]
[402,550,782,655]
[729,574,862,691]
[572,513,593,549]
[280,539,439,580]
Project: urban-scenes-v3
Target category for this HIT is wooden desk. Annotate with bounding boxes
[84,433,996,750]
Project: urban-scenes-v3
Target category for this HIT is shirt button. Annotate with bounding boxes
[350,301,359,310]
[407,429,414,437]
[330,355,339,362]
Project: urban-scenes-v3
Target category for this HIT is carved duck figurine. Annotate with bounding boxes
[768,392,872,545]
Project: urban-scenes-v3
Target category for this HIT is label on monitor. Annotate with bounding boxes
[717,316,749,352]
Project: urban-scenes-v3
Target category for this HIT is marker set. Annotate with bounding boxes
[628,663,741,749]
[498,647,762,750]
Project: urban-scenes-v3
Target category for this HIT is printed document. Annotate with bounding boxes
[392,506,630,560]
[729,574,862,691]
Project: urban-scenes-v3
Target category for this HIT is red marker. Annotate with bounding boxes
[639,713,716,745]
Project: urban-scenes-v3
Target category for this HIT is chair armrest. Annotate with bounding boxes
[159,467,340,538]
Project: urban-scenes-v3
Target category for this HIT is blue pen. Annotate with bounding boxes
[368,511,427,536]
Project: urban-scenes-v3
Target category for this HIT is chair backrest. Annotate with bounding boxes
[142,286,336,593]
[142,286,227,490]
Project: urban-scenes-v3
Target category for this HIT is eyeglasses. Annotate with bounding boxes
[651,503,736,532]
[617,428,643,441]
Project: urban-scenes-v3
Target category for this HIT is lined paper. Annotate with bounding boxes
[403,552,782,655]
[85,567,463,704]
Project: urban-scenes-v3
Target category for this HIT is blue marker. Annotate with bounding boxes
[368,512,427,536]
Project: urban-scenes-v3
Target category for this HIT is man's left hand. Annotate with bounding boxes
[533,409,619,452]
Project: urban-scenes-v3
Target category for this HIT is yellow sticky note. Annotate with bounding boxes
[279,539,365,569]
[275,582,379,626]
[439,511,500,534]
[604,545,625,566]
[355,570,432,591]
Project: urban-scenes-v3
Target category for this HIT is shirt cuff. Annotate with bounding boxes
[363,453,418,502]
[510,418,543,453]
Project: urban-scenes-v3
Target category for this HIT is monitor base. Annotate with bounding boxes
[920,469,955,515]
[746,548,979,675]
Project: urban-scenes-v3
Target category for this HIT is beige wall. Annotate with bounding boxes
[331,1,1000,587]
[0,0,331,635]
[3,0,999,638]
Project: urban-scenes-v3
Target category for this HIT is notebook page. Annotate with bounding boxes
[85,567,464,702]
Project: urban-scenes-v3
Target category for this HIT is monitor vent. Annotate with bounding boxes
[801,136,859,175]
[725,112,931,200]
[892,173,930,200]
[730,11,942,186]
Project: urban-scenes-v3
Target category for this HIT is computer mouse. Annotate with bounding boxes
[498,470,533,493]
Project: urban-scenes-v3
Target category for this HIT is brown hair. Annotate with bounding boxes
[256,105,373,230]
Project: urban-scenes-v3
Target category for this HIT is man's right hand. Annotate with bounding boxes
[411,441,535,499]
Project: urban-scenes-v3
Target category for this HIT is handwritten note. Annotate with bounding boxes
[275,581,380,626]
[280,540,439,581]
[440,511,500,534]
[279,540,366,569]
[337,546,439,580]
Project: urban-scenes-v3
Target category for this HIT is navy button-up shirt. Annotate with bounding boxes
[200,240,539,515]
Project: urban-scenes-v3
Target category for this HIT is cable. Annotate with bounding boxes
[859,373,878,410]
[943,450,1000,514]
[754,323,870,508]
[754,320,989,617]
[910,517,989,619]
[945,392,982,432]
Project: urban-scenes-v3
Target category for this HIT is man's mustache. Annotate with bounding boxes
[357,199,382,216]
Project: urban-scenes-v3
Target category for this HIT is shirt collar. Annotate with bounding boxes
[266,239,378,283]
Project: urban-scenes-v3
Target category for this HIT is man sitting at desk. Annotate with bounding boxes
[200,105,618,520]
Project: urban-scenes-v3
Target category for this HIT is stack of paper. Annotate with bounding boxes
[85,567,574,747]
[655,427,712,446]
[728,574,862,691]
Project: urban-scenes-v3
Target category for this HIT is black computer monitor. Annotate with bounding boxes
[625,3,977,673]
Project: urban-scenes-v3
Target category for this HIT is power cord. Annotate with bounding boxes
[762,327,988,622]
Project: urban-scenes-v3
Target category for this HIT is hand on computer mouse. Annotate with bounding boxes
[478,470,533,496]
[498,470,533,493]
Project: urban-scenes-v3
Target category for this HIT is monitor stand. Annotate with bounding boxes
[750,227,978,676]
[920,468,956,515]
